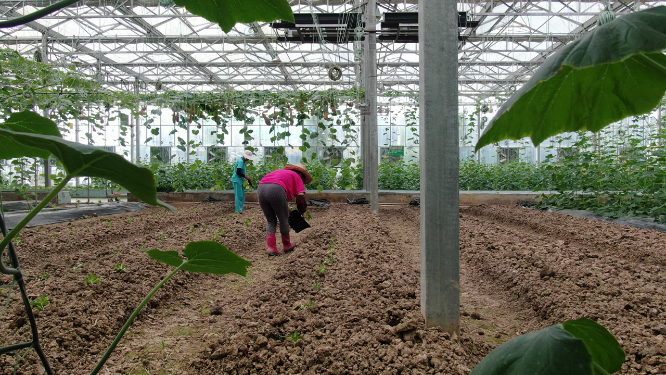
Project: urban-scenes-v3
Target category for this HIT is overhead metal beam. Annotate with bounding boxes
[0,5,152,83]
[486,0,636,94]
[250,21,293,82]
[0,34,579,44]
[101,78,528,85]
[62,61,540,68]
[114,5,227,87]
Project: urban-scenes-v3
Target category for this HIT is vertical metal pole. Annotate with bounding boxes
[134,79,140,164]
[42,35,50,189]
[186,122,191,164]
[476,112,481,163]
[43,108,50,188]
[361,7,370,191]
[41,33,47,63]
[75,118,80,187]
[363,0,379,213]
[658,106,663,146]
[130,113,135,163]
[419,0,460,333]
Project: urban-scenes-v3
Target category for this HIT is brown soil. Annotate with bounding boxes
[1,203,665,374]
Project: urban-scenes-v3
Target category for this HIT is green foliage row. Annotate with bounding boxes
[150,158,555,193]
[536,128,666,222]
[151,159,344,192]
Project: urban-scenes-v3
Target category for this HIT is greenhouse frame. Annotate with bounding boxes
[2,0,664,183]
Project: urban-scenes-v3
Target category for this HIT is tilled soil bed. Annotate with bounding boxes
[0,203,665,374]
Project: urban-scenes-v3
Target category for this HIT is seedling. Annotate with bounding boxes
[48,234,56,239]
[189,226,196,233]
[158,233,167,242]
[114,263,128,273]
[106,222,113,227]
[97,200,102,206]
[38,271,50,281]
[326,257,335,264]
[314,279,323,290]
[285,330,304,342]
[305,211,312,220]
[211,229,226,240]
[84,273,100,285]
[114,250,122,256]
[299,299,316,310]
[244,219,251,227]
[327,237,337,255]
[72,264,83,270]
[318,262,328,274]
[30,295,50,311]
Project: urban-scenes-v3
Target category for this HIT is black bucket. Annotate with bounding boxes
[288,210,311,233]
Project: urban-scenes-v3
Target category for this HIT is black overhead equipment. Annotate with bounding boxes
[271,12,480,43]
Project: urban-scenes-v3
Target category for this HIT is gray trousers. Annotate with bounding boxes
[257,183,290,235]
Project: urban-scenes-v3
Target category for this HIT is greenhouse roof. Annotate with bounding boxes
[1,0,664,104]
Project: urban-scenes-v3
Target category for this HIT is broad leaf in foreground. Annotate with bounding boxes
[172,0,294,33]
[471,319,625,375]
[148,241,252,276]
[563,318,625,374]
[0,110,62,159]
[470,324,592,375]
[476,6,666,150]
[0,126,173,211]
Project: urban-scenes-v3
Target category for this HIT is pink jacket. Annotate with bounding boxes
[259,169,306,200]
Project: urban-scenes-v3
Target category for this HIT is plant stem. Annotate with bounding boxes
[0,0,80,28]
[90,263,184,375]
[635,53,666,79]
[0,176,70,275]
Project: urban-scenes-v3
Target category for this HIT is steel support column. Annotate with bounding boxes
[419,0,460,332]
[363,0,378,214]
[134,79,140,164]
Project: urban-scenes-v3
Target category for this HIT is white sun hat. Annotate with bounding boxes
[242,150,254,160]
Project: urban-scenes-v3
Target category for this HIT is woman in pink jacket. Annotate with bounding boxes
[257,164,313,256]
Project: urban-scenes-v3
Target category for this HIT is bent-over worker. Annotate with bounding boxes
[257,163,312,256]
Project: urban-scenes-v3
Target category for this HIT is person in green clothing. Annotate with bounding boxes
[231,150,254,212]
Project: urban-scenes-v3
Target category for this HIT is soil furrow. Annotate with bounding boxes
[1,203,664,374]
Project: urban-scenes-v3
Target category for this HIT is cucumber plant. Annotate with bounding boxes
[0,103,254,375]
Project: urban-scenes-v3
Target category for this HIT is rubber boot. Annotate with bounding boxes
[282,235,297,252]
[266,233,282,256]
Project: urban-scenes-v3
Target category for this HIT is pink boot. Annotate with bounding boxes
[282,235,297,252]
[266,233,282,256]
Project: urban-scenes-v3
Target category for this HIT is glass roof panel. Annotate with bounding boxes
[1,0,665,98]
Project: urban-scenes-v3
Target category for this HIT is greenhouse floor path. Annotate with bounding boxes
[1,203,665,374]
[1,201,149,231]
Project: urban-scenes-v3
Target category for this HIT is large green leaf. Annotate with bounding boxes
[0,126,173,211]
[470,324,593,375]
[148,241,252,276]
[172,0,294,33]
[563,318,625,374]
[476,6,666,150]
[0,110,62,159]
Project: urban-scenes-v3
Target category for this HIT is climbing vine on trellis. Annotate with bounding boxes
[1,48,372,161]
